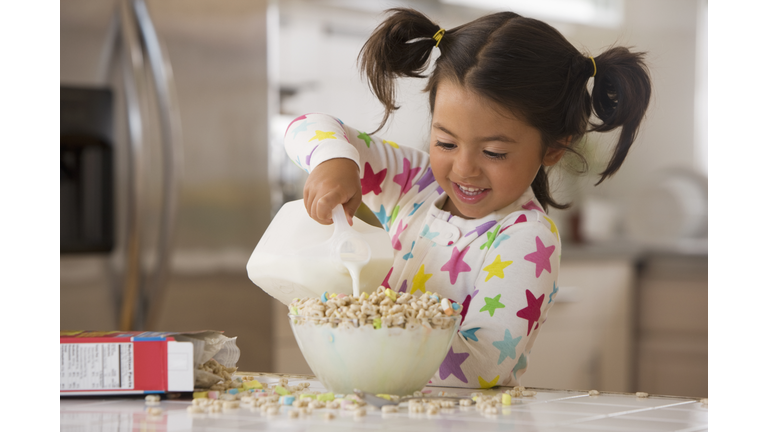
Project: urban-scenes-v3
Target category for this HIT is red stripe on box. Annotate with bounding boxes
[134,341,168,391]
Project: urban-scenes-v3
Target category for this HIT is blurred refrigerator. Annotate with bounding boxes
[60,0,278,352]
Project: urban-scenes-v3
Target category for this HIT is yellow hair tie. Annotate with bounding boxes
[432,28,445,48]
[589,56,597,77]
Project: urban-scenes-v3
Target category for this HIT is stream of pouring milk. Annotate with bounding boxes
[340,253,365,297]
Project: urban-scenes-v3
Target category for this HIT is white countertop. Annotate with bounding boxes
[60,373,708,431]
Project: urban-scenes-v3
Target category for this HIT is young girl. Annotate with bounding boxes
[284,8,651,389]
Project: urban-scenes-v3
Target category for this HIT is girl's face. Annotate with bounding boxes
[429,81,565,219]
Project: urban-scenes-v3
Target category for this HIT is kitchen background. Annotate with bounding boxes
[60,0,708,398]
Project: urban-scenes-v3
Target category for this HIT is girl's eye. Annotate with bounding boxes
[435,141,456,150]
[484,151,507,160]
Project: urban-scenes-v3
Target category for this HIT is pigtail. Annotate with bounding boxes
[358,8,442,134]
[589,47,652,184]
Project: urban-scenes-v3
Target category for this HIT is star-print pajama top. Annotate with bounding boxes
[284,113,561,389]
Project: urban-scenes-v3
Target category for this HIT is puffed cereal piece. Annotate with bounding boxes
[222,401,240,410]
[459,398,473,407]
[381,405,398,414]
[588,390,600,396]
[484,405,499,415]
[636,392,649,398]
[324,412,336,421]
[426,406,439,416]
[288,409,300,419]
[522,390,537,397]
[145,395,160,405]
[186,405,205,414]
[266,406,280,416]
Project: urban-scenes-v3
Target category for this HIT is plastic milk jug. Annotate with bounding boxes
[247,200,395,305]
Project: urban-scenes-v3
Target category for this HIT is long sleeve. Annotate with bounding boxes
[284,113,436,232]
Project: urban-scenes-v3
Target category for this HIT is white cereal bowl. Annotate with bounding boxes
[288,314,460,396]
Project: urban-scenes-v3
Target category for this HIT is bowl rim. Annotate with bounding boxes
[287,312,460,328]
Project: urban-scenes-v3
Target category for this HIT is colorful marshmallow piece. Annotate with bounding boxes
[243,380,263,390]
[373,317,382,329]
[280,395,296,405]
[193,391,208,399]
[384,288,397,301]
[275,386,290,396]
[502,393,512,405]
[376,394,391,400]
[451,302,460,310]
[321,291,329,303]
[317,392,335,402]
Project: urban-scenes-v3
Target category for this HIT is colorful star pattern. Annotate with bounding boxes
[361,162,387,195]
[420,225,439,241]
[409,201,424,216]
[480,225,501,250]
[439,347,469,383]
[392,158,421,196]
[391,220,407,251]
[402,241,415,261]
[512,353,527,379]
[373,205,390,231]
[460,327,480,342]
[549,282,559,304]
[410,264,432,294]
[543,215,560,240]
[398,280,408,293]
[305,145,319,167]
[492,329,521,365]
[516,289,545,335]
[383,140,399,149]
[441,247,472,284]
[479,294,505,317]
[292,119,315,139]
[381,267,393,289]
[357,130,372,147]
[465,220,497,238]
[478,375,499,389]
[483,255,513,282]
[522,200,544,212]
[309,130,336,141]
[285,114,307,137]
[415,167,435,192]
[390,205,400,225]
[493,233,510,249]
[524,236,555,278]
[459,291,477,325]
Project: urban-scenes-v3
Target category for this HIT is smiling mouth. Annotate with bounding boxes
[457,184,486,196]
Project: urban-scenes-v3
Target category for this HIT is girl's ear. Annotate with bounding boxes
[542,136,572,166]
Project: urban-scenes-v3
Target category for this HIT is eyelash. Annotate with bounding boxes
[435,141,508,160]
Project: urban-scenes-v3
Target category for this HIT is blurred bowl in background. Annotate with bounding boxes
[626,168,708,246]
[288,314,459,396]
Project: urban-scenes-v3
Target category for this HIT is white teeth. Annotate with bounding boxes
[457,184,485,196]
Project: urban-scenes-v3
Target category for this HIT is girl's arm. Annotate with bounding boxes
[284,113,432,227]
[431,215,561,388]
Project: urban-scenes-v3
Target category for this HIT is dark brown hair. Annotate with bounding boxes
[358,8,651,211]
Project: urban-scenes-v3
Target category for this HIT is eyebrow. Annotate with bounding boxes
[432,123,517,144]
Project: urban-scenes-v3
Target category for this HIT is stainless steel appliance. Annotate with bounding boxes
[60,0,277,371]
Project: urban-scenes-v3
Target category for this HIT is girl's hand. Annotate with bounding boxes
[303,158,362,225]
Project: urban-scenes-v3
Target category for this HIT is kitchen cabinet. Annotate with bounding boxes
[635,253,708,398]
[522,257,636,393]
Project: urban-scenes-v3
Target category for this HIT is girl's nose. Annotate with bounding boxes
[453,150,480,179]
